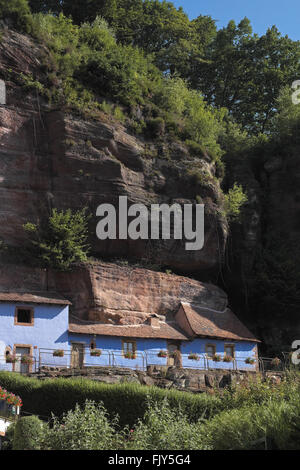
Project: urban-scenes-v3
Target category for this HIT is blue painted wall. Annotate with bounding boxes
[0,302,258,372]
[66,334,168,371]
[181,338,257,371]
[0,302,69,371]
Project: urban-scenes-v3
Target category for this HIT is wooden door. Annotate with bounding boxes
[15,347,31,374]
[167,342,181,366]
[71,343,85,369]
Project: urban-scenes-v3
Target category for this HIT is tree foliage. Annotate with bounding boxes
[23,208,91,271]
[0,0,32,32]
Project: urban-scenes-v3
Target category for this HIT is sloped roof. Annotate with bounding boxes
[179,302,260,343]
[69,317,189,341]
[0,292,71,306]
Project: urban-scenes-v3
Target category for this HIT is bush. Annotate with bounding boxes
[39,400,121,450]
[146,117,165,137]
[13,415,44,450]
[126,398,211,450]
[198,398,300,450]
[0,372,222,428]
[224,183,248,222]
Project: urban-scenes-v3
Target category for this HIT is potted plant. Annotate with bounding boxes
[223,355,233,363]
[157,350,168,358]
[90,349,102,357]
[188,353,200,361]
[212,354,221,362]
[124,351,136,360]
[245,357,255,365]
[271,357,281,367]
[20,355,33,365]
[53,350,64,357]
[5,354,18,364]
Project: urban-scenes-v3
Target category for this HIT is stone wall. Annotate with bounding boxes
[30,365,261,393]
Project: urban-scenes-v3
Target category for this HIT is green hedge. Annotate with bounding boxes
[0,372,222,428]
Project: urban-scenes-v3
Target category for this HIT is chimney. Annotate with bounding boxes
[149,315,160,328]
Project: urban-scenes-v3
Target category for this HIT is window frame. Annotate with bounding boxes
[14,306,34,327]
[224,343,235,359]
[122,339,137,357]
[205,343,216,358]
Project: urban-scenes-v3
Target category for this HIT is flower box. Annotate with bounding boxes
[53,350,64,357]
[245,357,255,365]
[223,355,233,363]
[188,353,200,361]
[90,349,102,357]
[124,352,136,360]
[157,350,168,358]
[20,355,33,365]
[5,354,18,364]
[212,354,221,362]
[0,386,22,408]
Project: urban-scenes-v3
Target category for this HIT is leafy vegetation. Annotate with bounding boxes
[12,415,44,450]
[4,372,300,450]
[0,0,32,32]
[23,208,91,271]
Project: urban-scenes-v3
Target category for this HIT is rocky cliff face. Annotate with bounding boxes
[0,261,227,325]
[0,29,227,276]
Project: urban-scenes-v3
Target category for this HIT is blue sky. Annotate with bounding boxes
[172,0,300,40]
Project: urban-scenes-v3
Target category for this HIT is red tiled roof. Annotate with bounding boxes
[0,292,71,306]
[179,303,260,342]
[69,317,189,341]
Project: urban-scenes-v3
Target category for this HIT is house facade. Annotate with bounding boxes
[0,292,259,373]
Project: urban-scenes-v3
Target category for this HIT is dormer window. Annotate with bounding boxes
[14,307,34,326]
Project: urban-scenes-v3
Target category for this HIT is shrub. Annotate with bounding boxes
[198,398,300,450]
[224,183,248,222]
[23,207,91,271]
[13,415,44,450]
[126,398,211,450]
[38,400,121,450]
[146,117,165,137]
[0,372,223,428]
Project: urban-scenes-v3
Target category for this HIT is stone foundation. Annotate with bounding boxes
[28,365,265,393]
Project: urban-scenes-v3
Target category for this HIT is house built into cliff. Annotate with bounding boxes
[0,292,259,373]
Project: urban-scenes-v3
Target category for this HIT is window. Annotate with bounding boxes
[122,340,136,357]
[224,344,235,358]
[15,307,34,326]
[205,344,216,358]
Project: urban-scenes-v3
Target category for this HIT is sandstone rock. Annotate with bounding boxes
[0,29,227,275]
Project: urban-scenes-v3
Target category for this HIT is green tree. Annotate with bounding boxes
[0,0,32,32]
[195,19,300,134]
[23,208,91,271]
